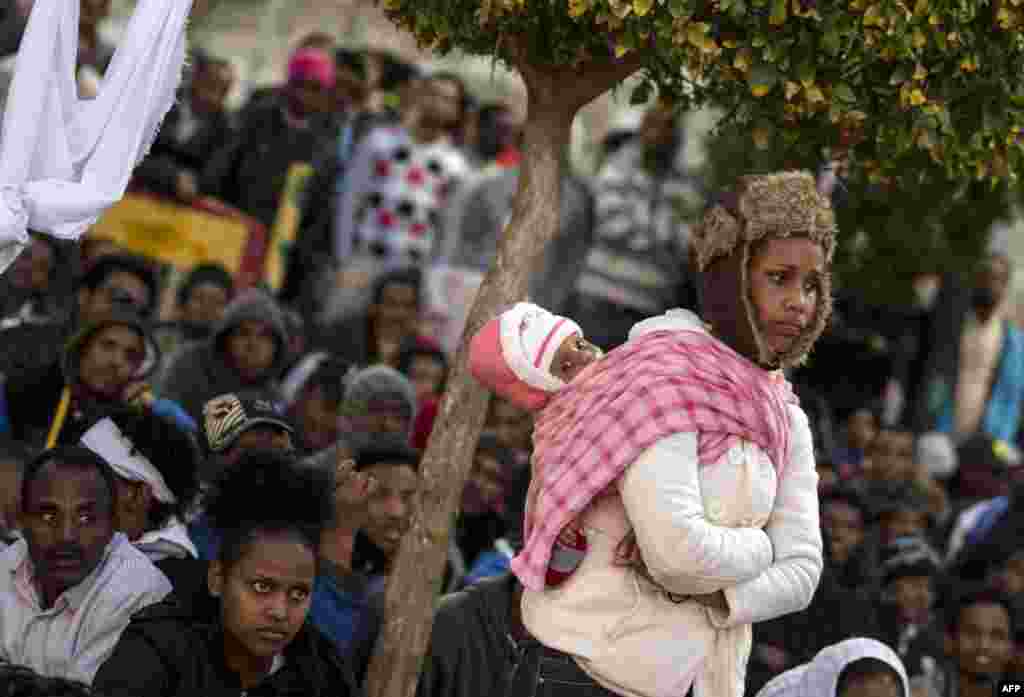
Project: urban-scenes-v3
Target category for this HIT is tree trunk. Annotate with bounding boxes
[364,50,642,697]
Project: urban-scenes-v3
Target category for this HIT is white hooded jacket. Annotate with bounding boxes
[755,638,910,697]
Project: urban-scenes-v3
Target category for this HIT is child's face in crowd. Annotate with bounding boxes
[888,575,933,625]
[823,501,865,565]
[361,462,419,559]
[209,532,315,664]
[550,333,602,383]
[226,320,277,383]
[408,354,445,400]
[191,62,234,115]
[879,509,928,546]
[287,79,332,119]
[748,237,826,358]
[865,431,916,482]
[847,409,878,452]
[948,602,1014,681]
[182,282,230,327]
[838,671,902,697]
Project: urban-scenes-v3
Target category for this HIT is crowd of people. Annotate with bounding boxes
[0,4,1021,695]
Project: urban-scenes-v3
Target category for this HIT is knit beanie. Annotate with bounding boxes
[692,171,837,369]
[344,365,418,425]
[469,302,582,411]
[288,48,337,90]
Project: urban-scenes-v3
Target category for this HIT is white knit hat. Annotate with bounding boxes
[499,303,582,392]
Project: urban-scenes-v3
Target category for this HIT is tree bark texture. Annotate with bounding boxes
[364,49,643,697]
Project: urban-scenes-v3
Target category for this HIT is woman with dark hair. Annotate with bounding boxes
[93,451,358,696]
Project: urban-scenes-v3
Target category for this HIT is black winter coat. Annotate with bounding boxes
[416,573,527,697]
[93,595,358,697]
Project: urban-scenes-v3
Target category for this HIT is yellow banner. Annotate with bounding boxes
[91,194,251,274]
[265,162,314,291]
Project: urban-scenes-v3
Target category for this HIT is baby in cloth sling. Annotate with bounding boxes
[469,302,603,584]
[469,302,783,588]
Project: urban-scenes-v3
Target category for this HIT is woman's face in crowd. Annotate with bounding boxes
[210,532,315,661]
[551,333,602,383]
[748,237,825,358]
[949,602,1014,680]
[226,320,277,383]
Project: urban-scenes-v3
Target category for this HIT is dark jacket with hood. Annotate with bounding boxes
[159,289,290,421]
[0,312,166,448]
[416,573,530,697]
[92,594,358,697]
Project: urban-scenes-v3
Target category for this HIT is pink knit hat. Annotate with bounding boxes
[288,48,337,90]
[469,303,582,412]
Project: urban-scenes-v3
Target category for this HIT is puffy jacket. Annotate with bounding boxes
[93,595,358,697]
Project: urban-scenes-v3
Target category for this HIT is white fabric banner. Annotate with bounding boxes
[0,0,192,275]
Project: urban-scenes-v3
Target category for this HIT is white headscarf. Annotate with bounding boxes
[0,0,192,274]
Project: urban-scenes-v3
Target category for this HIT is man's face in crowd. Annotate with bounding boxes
[486,399,533,453]
[362,461,419,560]
[191,61,235,115]
[78,325,146,400]
[847,409,878,452]
[226,320,277,383]
[8,238,54,294]
[972,254,1012,313]
[888,575,933,626]
[879,508,928,546]
[370,281,419,339]
[78,270,152,325]
[19,461,114,605]
[948,602,1014,681]
[416,77,462,141]
[865,430,916,483]
[823,500,864,565]
[182,281,230,327]
[288,78,332,119]
[295,386,341,453]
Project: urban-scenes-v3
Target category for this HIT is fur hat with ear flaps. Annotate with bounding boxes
[692,171,837,370]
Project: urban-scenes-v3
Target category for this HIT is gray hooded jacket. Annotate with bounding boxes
[158,289,289,420]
